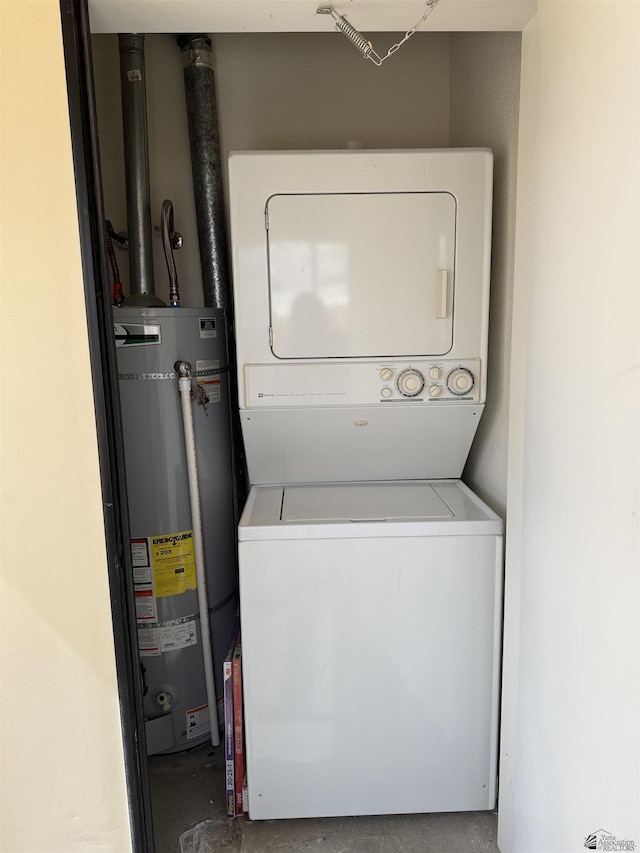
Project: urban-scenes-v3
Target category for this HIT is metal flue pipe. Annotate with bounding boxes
[119,33,164,306]
[177,35,231,315]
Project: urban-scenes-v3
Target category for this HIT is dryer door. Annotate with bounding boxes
[266,192,456,360]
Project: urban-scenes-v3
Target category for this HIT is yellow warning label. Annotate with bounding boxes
[150,530,197,598]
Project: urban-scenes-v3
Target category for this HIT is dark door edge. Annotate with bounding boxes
[59,2,155,850]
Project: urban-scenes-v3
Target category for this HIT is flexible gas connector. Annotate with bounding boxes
[162,200,181,307]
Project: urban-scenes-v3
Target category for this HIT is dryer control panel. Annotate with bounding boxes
[244,359,481,408]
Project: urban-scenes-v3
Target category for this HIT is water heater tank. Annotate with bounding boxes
[115,307,237,755]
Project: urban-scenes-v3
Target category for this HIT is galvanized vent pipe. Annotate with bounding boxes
[119,33,164,306]
[177,35,230,315]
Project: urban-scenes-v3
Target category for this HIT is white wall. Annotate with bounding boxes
[499,3,640,851]
[0,2,132,851]
[93,31,451,306]
[450,32,522,519]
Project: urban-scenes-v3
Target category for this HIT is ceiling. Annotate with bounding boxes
[88,0,537,34]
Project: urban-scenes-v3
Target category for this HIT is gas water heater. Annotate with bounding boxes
[115,306,237,755]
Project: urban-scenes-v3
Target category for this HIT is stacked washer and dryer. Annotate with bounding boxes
[228,149,503,820]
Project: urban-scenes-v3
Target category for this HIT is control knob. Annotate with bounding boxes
[396,368,425,398]
[446,367,475,396]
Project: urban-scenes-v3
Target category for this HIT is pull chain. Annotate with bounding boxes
[317,0,441,67]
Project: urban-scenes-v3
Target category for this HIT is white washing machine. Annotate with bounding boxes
[239,480,503,819]
[229,149,503,819]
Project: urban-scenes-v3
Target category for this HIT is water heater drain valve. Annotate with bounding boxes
[155,690,174,712]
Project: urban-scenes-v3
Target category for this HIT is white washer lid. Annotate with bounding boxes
[281,482,453,522]
[238,480,503,540]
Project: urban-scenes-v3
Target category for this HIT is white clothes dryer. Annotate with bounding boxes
[229,149,493,485]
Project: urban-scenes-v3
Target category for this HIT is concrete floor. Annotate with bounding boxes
[148,743,500,853]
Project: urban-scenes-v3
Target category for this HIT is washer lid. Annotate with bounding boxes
[281,481,453,522]
[238,480,503,540]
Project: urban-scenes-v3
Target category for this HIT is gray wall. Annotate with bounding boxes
[450,32,522,519]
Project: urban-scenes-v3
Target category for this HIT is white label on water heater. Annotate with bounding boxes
[131,538,152,584]
[186,704,210,740]
[134,587,157,622]
[160,617,198,653]
[137,626,161,657]
[196,359,221,403]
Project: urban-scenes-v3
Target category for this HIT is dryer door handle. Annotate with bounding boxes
[436,269,448,319]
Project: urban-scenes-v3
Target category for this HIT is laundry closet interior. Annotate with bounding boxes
[89,2,523,843]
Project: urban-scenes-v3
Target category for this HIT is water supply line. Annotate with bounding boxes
[176,35,231,316]
[161,200,181,307]
[175,360,220,747]
[119,33,164,306]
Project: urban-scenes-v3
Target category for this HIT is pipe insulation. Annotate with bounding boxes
[176,361,220,748]
[118,33,163,306]
[177,35,231,314]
